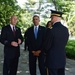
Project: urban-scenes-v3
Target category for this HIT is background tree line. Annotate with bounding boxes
[0,0,75,36]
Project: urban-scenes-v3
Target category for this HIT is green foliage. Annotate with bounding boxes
[25,0,75,36]
[52,0,75,36]
[0,0,75,37]
[0,0,21,27]
[66,40,75,59]
[18,10,33,34]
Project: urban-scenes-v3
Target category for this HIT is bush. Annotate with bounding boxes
[66,40,75,59]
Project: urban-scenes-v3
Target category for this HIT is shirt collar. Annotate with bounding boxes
[10,24,15,31]
[34,25,39,29]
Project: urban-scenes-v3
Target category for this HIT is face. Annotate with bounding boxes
[47,21,52,28]
[33,16,40,26]
[10,16,18,26]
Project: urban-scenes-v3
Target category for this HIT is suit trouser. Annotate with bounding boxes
[48,68,65,75]
[29,52,46,75]
[3,57,19,75]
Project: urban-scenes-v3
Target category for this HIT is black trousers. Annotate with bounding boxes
[48,68,65,75]
[29,52,46,75]
[3,57,19,75]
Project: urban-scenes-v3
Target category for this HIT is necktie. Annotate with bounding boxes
[34,27,38,39]
[13,26,15,36]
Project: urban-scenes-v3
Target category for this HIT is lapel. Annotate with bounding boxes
[31,26,42,39]
[6,25,15,39]
[8,25,14,35]
[37,26,41,38]
[15,26,18,35]
[35,25,42,40]
[31,26,35,39]
[8,25,18,37]
[32,26,39,39]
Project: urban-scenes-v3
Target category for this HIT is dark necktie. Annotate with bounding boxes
[13,26,16,36]
[34,27,38,39]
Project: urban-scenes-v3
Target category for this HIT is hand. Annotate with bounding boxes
[36,50,41,54]
[32,50,41,56]
[18,39,21,44]
[32,51,35,54]
[11,41,18,47]
[32,51,37,56]
[35,50,41,56]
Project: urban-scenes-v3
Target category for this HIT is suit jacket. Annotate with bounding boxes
[44,22,69,69]
[1,25,23,59]
[25,25,46,52]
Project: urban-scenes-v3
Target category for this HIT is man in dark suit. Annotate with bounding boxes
[0,15,23,75]
[43,10,69,75]
[24,14,46,75]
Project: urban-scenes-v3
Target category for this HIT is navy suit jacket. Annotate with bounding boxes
[44,22,69,69]
[1,25,23,59]
[25,25,46,52]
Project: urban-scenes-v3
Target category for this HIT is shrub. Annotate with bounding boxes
[66,40,75,59]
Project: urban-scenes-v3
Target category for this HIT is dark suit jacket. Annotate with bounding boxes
[25,25,46,52]
[44,22,69,69]
[1,25,23,59]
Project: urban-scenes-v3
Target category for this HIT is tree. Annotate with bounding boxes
[51,0,75,36]
[1,0,75,36]
[24,0,54,27]
[0,0,21,28]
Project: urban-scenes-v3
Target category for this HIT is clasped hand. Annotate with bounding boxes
[32,50,41,56]
[11,39,21,47]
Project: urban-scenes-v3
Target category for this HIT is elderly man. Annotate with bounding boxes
[1,15,23,75]
[43,10,69,75]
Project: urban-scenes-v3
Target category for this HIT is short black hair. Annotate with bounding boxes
[33,14,40,19]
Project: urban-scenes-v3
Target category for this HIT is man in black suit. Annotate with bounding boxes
[24,14,46,75]
[43,10,69,75]
[0,15,23,75]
